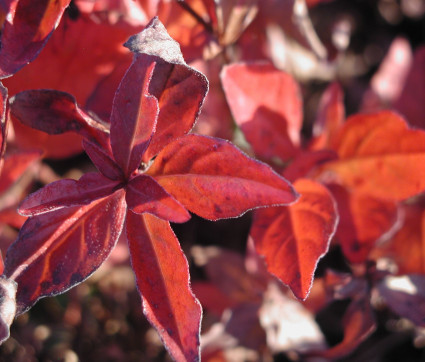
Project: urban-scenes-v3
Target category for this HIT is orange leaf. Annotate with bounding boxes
[148,134,298,221]
[371,205,425,274]
[328,183,398,263]
[310,82,345,151]
[251,178,338,299]
[320,111,425,200]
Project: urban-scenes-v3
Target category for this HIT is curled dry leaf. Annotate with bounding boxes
[0,276,17,345]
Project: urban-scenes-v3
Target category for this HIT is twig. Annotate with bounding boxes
[175,0,214,34]
[293,0,327,60]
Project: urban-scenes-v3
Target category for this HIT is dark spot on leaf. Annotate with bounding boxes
[167,328,173,336]
[214,204,222,214]
[40,281,51,291]
[351,243,360,251]
[52,266,63,285]
[70,272,82,284]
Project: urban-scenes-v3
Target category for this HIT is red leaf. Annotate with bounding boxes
[319,111,425,200]
[221,62,302,162]
[2,6,143,158]
[18,173,121,216]
[192,59,234,140]
[9,90,109,147]
[0,0,71,78]
[0,206,27,229]
[310,82,345,151]
[126,174,190,223]
[110,56,158,177]
[282,149,337,182]
[82,139,124,181]
[252,178,337,300]
[4,190,126,314]
[148,134,299,221]
[0,150,41,194]
[328,184,398,263]
[123,17,209,163]
[126,212,201,362]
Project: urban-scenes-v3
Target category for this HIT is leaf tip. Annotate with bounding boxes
[124,17,185,65]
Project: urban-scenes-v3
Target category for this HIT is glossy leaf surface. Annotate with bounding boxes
[251,178,338,299]
[321,111,425,200]
[148,134,299,220]
[4,191,126,314]
[127,212,201,362]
